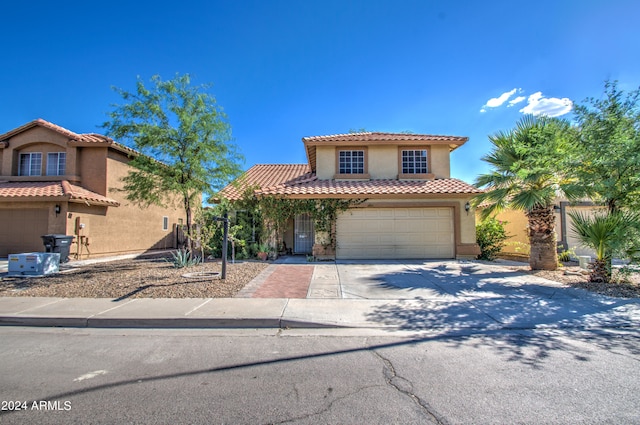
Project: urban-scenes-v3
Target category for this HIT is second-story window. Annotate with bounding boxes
[19,153,42,176]
[46,152,66,176]
[402,149,428,174]
[338,150,364,174]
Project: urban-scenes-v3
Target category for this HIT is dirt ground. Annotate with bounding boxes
[0,256,269,299]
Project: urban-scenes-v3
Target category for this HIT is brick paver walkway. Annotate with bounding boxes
[251,265,314,298]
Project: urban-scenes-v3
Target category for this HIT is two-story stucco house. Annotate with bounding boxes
[221,132,482,260]
[0,119,186,258]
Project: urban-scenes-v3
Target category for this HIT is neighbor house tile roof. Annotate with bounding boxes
[0,118,139,156]
[220,164,481,200]
[220,164,312,200]
[0,181,120,206]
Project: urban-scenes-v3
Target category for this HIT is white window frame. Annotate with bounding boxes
[401,149,428,174]
[338,150,365,174]
[163,216,169,231]
[46,152,66,176]
[19,152,42,176]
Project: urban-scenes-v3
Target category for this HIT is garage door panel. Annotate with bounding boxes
[0,209,49,257]
[337,207,455,259]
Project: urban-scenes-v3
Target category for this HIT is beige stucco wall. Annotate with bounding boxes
[482,205,601,258]
[314,144,452,180]
[430,145,451,179]
[316,146,335,179]
[368,145,398,179]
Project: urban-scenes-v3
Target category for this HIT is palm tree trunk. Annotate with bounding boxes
[527,205,558,270]
[589,258,610,283]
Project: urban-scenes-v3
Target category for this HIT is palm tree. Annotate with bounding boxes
[474,115,578,270]
[569,210,640,282]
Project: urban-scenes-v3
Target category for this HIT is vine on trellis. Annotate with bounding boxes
[257,196,364,248]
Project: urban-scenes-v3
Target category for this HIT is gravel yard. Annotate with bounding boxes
[1,256,639,299]
[0,256,269,299]
[515,265,640,298]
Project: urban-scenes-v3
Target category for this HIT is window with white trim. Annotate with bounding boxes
[19,153,42,176]
[46,152,66,176]
[163,216,169,231]
[338,150,364,174]
[402,149,428,174]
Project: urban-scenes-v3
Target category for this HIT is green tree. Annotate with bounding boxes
[474,115,578,270]
[570,80,640,213]
[103,74,243,253]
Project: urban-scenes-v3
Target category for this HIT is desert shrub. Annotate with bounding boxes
[476,218,509,261]
[169,249,202,268]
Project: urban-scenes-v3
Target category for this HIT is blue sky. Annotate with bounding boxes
[2,0,639,186]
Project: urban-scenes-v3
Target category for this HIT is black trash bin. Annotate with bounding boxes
[42,234,74,263]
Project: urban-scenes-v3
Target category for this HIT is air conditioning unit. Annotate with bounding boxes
[7,253,60,276]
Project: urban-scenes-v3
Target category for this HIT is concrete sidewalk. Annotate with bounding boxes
[0,292,638,332]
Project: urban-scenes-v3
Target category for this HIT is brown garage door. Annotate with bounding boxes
[0,209,49,256]
[336,207,455,259]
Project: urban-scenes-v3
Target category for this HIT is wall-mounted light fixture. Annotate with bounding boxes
[55,204,61,216]
[464,202,471,215]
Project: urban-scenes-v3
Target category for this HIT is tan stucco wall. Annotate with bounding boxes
[314,144,452,180]
[1,127,69,177]
[430,145,451,179]
[481,206,601,258]
[0,124,188,258]
[65,150,185,257]
[79,147,109,195]
[368,145,398,179]
[316,146,335,179]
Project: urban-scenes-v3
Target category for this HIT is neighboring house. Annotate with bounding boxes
[0,119,186,258]
[482,200,601,259]
[221,132,482,260]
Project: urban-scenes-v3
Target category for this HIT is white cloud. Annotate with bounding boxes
[484,88,518,108]
[518,92,573,117]
[507,96,526,107]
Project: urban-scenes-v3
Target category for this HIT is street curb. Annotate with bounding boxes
[0,315,346,329]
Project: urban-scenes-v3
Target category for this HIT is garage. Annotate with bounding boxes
[0,209,49,256]
[336,207,455,259]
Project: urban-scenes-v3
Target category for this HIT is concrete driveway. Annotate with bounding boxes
[335,260,571,299]
[278,259,640,330]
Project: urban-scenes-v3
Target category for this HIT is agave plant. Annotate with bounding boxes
[568,210,640,282]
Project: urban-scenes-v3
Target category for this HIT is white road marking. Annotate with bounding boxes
[73,370,108,382]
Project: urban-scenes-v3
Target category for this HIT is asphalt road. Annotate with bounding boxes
[1,327,639,424]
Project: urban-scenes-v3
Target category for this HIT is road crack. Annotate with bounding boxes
[372,350,449,425]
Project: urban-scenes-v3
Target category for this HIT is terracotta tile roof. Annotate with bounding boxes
[219,164,312,200]
[0,181,120,206]
[257,177,482,198]
[302,132,468,143]
[0,118,139,156]
[303,131,469,172]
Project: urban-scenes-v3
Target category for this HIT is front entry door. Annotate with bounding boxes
[294,213,314,254]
